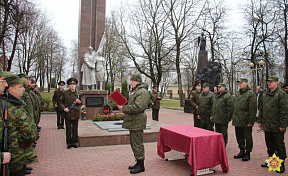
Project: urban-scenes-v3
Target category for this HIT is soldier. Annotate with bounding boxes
[59,78,82,149]
[53,81,66,129]
[0,67,11,173]
[212,83,233,146]
[190,82,202,127]
[34,84,44,126]
[258,76,287,173]
[232,78,257,161]
[149,85,162,121]
[117,73,150,174]
[198,83,214,131]
[18,74,37,173]
[4,75,38,176]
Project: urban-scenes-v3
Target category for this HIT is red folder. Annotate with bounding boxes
[109,90,128,106]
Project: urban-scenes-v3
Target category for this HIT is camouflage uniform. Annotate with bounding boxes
[149,91,161,121]
[22,86,34,121]
[59,89,82,146]
[53,88,65,128]
[28,87,40,124]
[2,92,38,174]
[122,83,150,160]
[212,89,233,146]
[258,87,288,160]
[190,89,201,127]
[198,90,214,131]
[35,90,43,125]
[232,85,257,160]
[0,100,4,172]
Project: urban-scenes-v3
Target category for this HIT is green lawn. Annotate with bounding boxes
[160,99,183,110]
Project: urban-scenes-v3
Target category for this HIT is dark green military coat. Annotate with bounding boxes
[59,89,82,120]
[212,90,234,124]
[52,88,64,111]
[190,90,201,114]
[122,83,150,130]
[258,87,288,132]
[149,91,161,109]
[232,86,257,127]
[3,94,38,172]
[198,90,213,117]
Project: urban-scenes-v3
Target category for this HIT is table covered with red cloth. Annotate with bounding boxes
[157,125,229,175]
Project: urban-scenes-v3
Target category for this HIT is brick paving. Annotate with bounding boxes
[29,109,287,176]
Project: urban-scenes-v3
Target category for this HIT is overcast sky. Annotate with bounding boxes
[37,0,247,49]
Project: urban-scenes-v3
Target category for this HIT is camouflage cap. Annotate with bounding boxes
[0,66,12,77]
[266,76,279,81]
[6,74,26,85]
[67,77,78,85]
[236,78,248,82]
[18,73,30,79]
[217,83,226,87]
[203,83,210,87]
[130,73,142,82]
[58,81,65,86]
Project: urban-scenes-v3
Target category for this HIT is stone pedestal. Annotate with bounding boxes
[80,90,108,119]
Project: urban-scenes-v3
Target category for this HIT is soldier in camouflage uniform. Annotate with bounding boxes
[3,75,38,176]
[212,83,233,146]
[198,83,214,131]
[18,74,37,173]
[59,78,82,149]
[189,82,202,128]
[149,85,162,121]
[258,76,287,173]
[232,78,257,161]
[34,84,43,126]
[0,67,11,173]
[117,73,150,174]
[52,81,66,129]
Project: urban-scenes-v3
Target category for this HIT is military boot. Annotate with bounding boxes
[276,160,285,173]
[234,149,245,159]
[242,152,250,161]
[130,160,145,174]
[128,160,138,170]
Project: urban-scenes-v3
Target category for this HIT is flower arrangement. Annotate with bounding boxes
[103,103,112,115]
[91,112,124,121]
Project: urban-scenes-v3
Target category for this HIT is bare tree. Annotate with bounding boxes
[117,0,174,88]
[162,0,205,106]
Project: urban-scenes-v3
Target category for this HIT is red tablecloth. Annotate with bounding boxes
[157,125,229,175]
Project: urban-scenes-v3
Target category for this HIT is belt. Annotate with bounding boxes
[19,142,33,148]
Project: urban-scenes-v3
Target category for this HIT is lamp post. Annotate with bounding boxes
[249,60,265,93]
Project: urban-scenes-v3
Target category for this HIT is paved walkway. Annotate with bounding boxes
[29,109,287,176]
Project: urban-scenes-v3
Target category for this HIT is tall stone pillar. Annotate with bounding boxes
[78,0,106,90]
[78,0,107,119]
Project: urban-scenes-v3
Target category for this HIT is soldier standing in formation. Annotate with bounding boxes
[0,67,11,173]
[190,82,202,128]
[258,76,287,173]
[149,85,162,121]
[53,81,66,129]
[198,83,214,131]
[117,73,150,174]
[3,75,38,176]
[212,83,233,146]
[232,78,257,161]
[60,78,82,149]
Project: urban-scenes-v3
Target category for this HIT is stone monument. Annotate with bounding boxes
[78,0,107,119]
